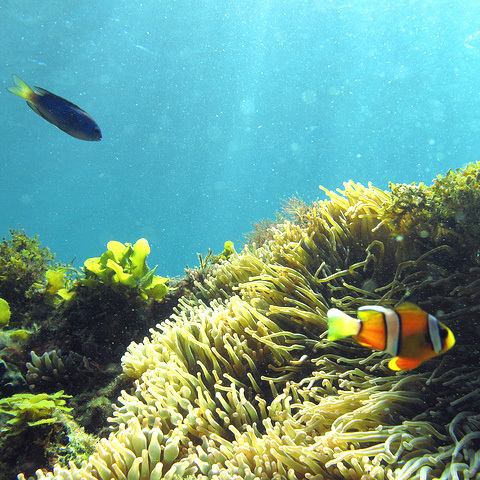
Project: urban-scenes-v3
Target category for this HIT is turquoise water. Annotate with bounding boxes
[1,0,480,276]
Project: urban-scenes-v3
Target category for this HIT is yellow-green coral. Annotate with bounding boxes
[0,298,10,327]
[220,240,236,259]
[83,238,168,300]
[30,267,77,304]
[0,391,72,437]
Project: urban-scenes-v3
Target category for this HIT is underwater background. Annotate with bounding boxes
[2,2,480,480]
[2,0,480,276]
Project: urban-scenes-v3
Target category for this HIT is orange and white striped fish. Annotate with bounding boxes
[327,302,455,371]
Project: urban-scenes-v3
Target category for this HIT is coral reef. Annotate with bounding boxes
[0,231,62,399]
[0,298,11,327]
[0,229,57,327]
[0,234,177,480]
[83,239,168,301]
[0,390,97,478]
[0,391,72,437]
[25,350,68,390]
[29,238,173,396]
[15,163,480,480]
[382,162,480,246]
[0,232,174,402]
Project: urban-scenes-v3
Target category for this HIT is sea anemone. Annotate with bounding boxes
[18,164,480,480]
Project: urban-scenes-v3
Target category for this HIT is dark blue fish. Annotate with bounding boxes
[6,75,102,141]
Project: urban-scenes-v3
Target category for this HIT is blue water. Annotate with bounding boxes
[1,1,480,277]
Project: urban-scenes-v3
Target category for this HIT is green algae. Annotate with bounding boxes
[0,391,72,437]
[382,161,480,249]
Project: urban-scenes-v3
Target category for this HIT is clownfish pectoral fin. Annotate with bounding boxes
[388,356,423,371]
[327,308,361,341]
[6,75,35,101]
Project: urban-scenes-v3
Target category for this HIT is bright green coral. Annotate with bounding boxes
[83,238,168,300]
[0,298,10,327]
[44,269,69,295]
[220,240,236,259]
[0,391,72,437]
[33,267,77,303]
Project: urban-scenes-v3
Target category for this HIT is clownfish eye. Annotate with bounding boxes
[439,327,448,339]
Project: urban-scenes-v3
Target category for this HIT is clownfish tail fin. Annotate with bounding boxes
[327,308,361,341]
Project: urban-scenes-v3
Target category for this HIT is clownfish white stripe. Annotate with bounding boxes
[358,305,401,355]
[428,314,442,353]
[384,309,401,356]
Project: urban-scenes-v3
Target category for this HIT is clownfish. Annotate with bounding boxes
[327,302,455,371]
[6,74,102,141]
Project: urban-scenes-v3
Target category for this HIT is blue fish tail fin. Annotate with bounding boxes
[7,74,34,100]
[327,308,361,341]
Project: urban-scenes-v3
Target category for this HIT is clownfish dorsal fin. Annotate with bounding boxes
[395,302,425,314]
[357,305,389,323]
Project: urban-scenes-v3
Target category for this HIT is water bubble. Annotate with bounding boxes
[240,99,255,115]
[301,90,317,104]
[290,142,301,153]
